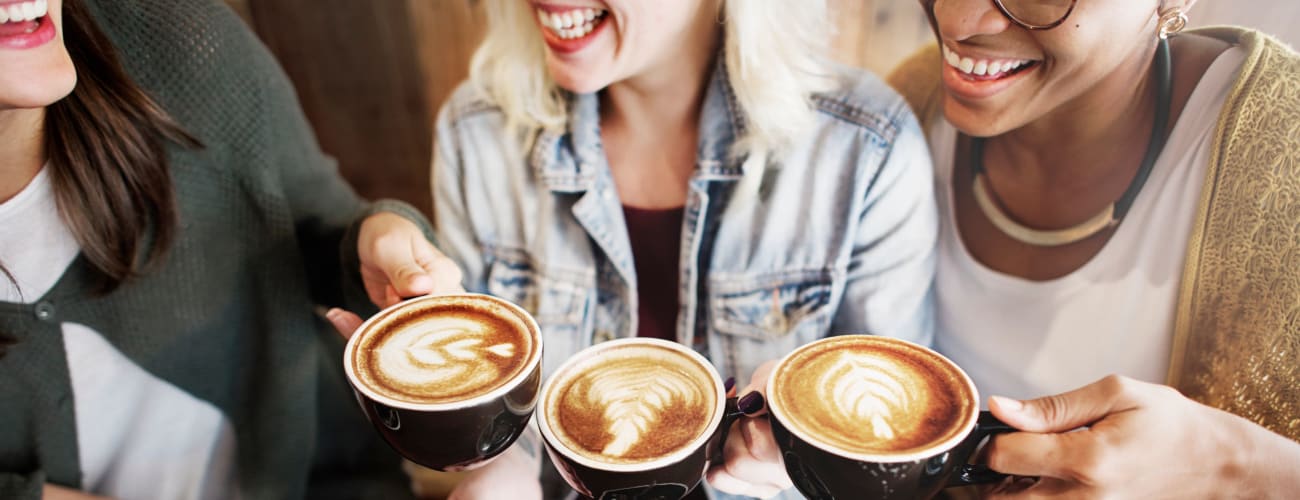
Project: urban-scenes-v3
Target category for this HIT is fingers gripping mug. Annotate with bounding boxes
[343,294,543,471]
[766,335,1012,500]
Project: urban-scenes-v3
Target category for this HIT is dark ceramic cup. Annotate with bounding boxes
[765,335,1012,500]
[343,294,543,471]
[536,338,743,500]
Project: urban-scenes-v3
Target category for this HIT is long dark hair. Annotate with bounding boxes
[0,0,198,356]
[47,0,199,288]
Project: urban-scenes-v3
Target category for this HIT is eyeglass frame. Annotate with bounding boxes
[922,0,1079,30]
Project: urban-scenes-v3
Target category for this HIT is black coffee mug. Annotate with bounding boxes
[536,338,744,500]
[343,294,544,471]
[765,336,1014,500]
[770,411,1011,499]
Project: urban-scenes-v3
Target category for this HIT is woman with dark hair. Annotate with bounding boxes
[0,0,452,498]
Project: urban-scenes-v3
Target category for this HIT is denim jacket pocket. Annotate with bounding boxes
[708,269,836,340]
[484,247,590,330]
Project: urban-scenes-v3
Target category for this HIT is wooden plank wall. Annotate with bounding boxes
[241,0,448,214]
[222,0,1297,216]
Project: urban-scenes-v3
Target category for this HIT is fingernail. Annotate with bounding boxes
[724,377,735,393]
[738,392,765,415]
[992,395,1023,411]
[325,308,341,321]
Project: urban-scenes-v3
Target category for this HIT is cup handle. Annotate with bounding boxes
[946,411,1017,487]
[708,397,745,466]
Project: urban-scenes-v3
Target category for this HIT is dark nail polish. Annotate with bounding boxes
[738,392,765,415]
[724,377,736,393]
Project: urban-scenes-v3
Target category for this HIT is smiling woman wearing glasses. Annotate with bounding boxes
[709,0,1300,498]
[881,0,1300,497]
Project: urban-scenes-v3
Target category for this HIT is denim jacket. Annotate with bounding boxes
[432,61,937,387]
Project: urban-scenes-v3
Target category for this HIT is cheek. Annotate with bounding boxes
[1040,34,1140,97]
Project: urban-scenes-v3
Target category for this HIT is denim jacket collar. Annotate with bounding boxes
[529,55,748,193]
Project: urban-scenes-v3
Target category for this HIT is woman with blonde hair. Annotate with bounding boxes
[358,0,939,497]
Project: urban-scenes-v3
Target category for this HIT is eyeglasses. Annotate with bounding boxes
[923,0,1078,30]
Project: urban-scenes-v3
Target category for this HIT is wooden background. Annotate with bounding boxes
[222,0,1299,216]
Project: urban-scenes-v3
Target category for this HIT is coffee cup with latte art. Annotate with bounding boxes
[765,335,1012,500]
[343,293,543,471]
[536,338,743,500]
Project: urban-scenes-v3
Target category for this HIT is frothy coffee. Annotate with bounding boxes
[770,336,974,458]
[351,296,537,405]
[544,342,717,465]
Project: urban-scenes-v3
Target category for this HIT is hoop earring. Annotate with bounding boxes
[1158,8,1188,39]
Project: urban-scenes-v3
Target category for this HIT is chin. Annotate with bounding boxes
[549,73,609,95]
[544,55,613,94]
[0,49,76,109]
[941,98,1018,138]
[0,73,76,110]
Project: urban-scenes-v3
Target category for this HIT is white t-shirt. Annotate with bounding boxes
[932,46,1247,403]
[0,167,237,500]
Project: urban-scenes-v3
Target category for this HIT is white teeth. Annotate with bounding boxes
[1,0,46,23]
[942,45,1033,77]
[536,6,607,40]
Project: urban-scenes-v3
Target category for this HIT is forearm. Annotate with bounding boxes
[1244,421,1300,498]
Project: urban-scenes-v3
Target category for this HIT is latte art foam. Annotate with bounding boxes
[771,336,974,457]
[824,354,911,441]
[352,300,534,405]
[546,343,716,465]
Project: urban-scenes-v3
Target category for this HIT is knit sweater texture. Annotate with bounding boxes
[0,0,428,498]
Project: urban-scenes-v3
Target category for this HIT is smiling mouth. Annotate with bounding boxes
[942,45,1040,81]
[535,6,608,40]
[0,0,48,32]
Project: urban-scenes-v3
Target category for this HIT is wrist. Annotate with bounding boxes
[1243,422,1300,498]
[1214,413,1255,496]
[361,211,416,233]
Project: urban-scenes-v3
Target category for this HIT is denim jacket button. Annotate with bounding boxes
[763,312,785,331]
[34,301,56,322]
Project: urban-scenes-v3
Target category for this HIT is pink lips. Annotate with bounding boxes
[941,60,1037,101]
[0,12,55,50]
[534,3,608,55]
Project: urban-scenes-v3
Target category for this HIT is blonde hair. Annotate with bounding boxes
[468,0,837,160]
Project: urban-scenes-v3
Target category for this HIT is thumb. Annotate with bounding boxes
[373,238,436,299]
[990,375,1139,433]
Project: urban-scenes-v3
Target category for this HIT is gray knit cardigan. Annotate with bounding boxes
[0,0,426,498]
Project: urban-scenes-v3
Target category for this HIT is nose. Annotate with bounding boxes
[932,0,1013,43]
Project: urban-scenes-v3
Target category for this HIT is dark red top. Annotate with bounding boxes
[622,205,685,342]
